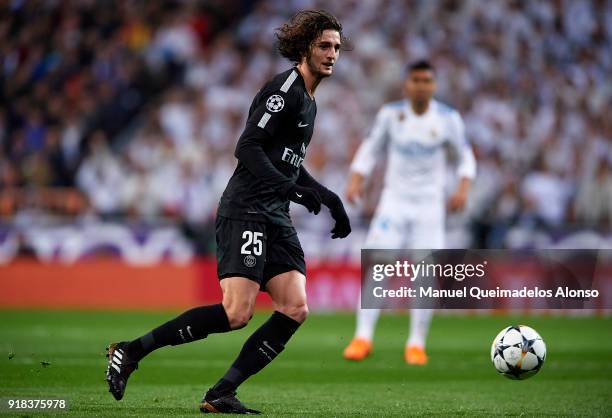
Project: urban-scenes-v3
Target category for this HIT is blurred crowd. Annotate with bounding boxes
[1,0,611,255]
[0,0,250,219]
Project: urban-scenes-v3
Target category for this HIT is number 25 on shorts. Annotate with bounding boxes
[240,231,263,256]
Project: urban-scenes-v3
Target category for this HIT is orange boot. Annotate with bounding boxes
[405,345,428,365]
[343,338,372,361]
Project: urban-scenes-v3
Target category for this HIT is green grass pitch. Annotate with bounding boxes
[0,310,610,417]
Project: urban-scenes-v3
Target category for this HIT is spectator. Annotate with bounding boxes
[1,0,610,256]
[521,154,573,229]
[574,158,612,228]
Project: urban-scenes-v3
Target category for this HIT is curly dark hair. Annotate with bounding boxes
[276,10,348,63]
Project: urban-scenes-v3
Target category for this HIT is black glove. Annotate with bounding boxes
[325,193,351,239]
[288,185,322,214]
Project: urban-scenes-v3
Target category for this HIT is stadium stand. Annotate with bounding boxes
[0,0,610,264]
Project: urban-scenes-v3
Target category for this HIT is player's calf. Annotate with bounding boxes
[207,311,302,399]
[105,304,234,401]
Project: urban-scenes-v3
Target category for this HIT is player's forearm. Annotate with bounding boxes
[456,144,477,180]
[348,171,366,187]
[296,167,335,203]
[344,171,366,205]
[235,139,295,197]
[298,167,350,237]
[349,143,379,178]
[457,177,472,194]
[350,107,388,176]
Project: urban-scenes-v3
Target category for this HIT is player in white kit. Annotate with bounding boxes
[343,61,476,364]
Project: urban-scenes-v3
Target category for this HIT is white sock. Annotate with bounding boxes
[407,309,433,348]
[354,308,380,341]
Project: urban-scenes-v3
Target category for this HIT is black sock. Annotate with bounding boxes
[126,303,231,362]
[211,311,301,394]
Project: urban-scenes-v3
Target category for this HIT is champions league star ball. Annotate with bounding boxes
[490,325,546,380]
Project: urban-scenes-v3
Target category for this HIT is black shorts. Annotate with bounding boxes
[216,215,306,289]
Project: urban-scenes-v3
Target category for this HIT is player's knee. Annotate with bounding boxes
[225,309,253,330]
[278,303,309,324]
[222,301,254,329]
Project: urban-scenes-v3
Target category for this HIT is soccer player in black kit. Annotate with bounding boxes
[105,10,350,414]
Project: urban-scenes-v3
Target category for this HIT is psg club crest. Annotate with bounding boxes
[266,95,284,112]
[244,255,257,268]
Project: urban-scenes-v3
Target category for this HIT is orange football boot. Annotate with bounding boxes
[343,338,372,361]
[405,345,428,365]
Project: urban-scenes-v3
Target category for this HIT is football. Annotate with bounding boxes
[490,325,546,380]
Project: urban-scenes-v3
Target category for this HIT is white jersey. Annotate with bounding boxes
[351,99,476,202]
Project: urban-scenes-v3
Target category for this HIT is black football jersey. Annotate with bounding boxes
[218,68,317,226]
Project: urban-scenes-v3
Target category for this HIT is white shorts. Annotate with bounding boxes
[364,191,445,250]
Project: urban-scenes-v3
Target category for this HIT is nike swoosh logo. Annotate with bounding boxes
[297,121,309,127]
[296,193,303,198]
[262,341,278,355]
